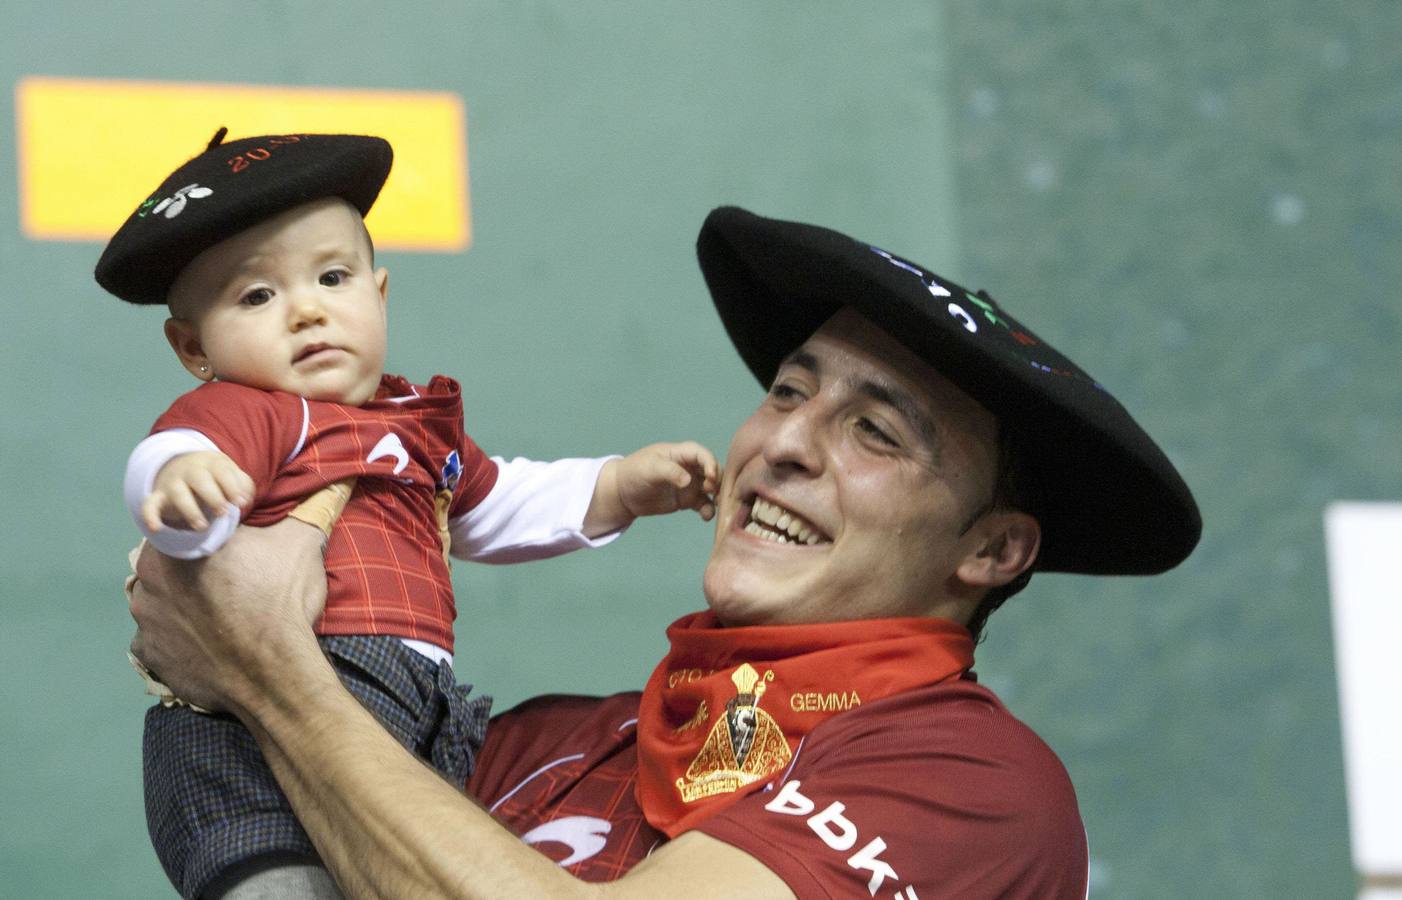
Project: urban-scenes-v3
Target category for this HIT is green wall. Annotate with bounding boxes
[3,2,1395,896]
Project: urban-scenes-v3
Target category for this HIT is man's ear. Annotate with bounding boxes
[956,511,1041,590]
[164,317,214,382]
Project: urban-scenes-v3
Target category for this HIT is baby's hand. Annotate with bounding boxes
[584,441,719,537]
[614,441,719,521]
[143,452,253,533]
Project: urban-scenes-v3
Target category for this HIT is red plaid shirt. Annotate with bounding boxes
[152,375,497,651]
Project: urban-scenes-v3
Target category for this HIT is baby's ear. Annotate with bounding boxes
[375,267,389,305]
[164,318,214,382]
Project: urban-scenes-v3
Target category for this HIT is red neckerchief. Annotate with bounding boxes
[635,610,974,836]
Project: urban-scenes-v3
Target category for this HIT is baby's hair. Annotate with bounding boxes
[166,285,200,320]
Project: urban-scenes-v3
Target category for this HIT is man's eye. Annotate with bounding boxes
[319,270,346,287]
[857,418,898,446]
[767,384,802,408]
[241,288,273,306]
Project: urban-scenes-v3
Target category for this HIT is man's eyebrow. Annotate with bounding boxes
[858,379,941,454]
[775,347,941,453]
[777,348,820,376]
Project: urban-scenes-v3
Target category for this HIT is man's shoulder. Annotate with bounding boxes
[823,677,1055,745]
[805,677,1079,811]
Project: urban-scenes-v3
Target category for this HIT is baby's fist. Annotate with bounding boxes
[616,441,719,521]
[143,451,253,533]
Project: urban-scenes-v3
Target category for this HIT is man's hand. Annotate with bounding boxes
[142,451,253,532]
[128,516,330,715]
[584,441,719,537]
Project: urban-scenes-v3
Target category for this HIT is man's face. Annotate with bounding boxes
[165,197,389,406]
[703,308,1002,626]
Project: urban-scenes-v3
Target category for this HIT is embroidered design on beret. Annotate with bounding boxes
[866,245,1106,392]
[151,184,214,219]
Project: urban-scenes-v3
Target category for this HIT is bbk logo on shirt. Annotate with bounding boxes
[764,779,916,898]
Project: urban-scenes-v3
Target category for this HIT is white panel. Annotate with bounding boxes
[1325,503,1402,876]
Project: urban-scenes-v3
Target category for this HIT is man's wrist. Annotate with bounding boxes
[225,624,339,726]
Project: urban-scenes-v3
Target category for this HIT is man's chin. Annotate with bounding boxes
[701,552,822,628]
[702,562,760,627]
[701,582,757,628]
[702,587,796,629]
[707,605,765,629]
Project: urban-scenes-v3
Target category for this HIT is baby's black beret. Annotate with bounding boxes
[95,130,393,304]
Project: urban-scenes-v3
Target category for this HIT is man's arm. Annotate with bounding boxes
[129,520,791,899]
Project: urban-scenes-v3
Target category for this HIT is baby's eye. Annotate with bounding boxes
[319,269,348,287]
[241,287,273,306]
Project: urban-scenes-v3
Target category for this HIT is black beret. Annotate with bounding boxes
[697,206,1201,576]
[95,130,393,304]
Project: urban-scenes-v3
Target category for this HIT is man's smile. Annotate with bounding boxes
[742,496,829,545]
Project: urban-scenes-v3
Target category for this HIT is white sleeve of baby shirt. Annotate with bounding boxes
[447,455,625,563]
[123,429,242,560]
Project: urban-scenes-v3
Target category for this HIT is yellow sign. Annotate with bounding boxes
[16,76,469,251]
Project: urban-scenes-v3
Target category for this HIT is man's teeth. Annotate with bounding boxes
[746,498,823,545]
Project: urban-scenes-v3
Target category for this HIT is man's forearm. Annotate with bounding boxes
[241,648,594,899]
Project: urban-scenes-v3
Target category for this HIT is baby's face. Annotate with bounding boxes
[165,197,389,406]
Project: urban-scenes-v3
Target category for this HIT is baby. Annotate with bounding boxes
[96,130,716,899]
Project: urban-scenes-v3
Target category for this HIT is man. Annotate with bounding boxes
[130,207,1201,898]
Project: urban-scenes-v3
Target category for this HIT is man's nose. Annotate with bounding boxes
[761,403,825,476]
